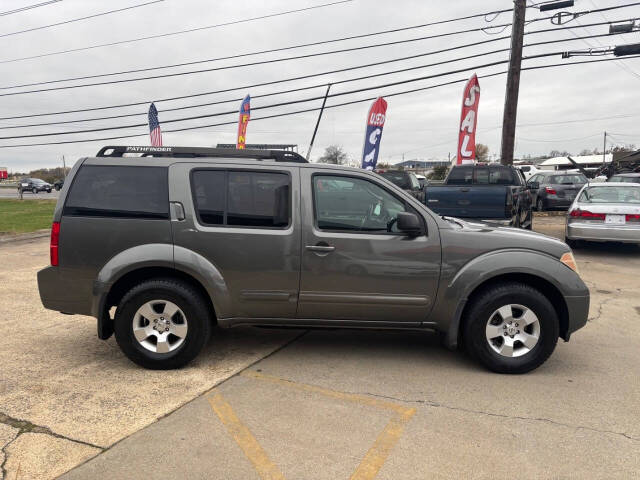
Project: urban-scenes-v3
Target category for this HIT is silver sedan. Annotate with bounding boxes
[565,183,640,247]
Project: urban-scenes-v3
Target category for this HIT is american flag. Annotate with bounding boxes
[148,103,163,146]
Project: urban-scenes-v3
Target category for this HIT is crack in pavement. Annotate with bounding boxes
[0,412,104,480]
[341,391,639,442]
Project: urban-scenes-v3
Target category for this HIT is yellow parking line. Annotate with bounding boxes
[350,408,416,480]
[208,393,286,480]
[241,370,414,416]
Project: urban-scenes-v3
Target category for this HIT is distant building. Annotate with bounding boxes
[538,154,612,171]
[394,159,450,169]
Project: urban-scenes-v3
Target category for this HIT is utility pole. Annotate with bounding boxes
[500,0,527,165]
[62,155,67,177]
[306,83,332,161]
[602,131,607,166]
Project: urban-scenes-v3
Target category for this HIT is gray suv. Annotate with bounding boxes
[38,146,589,373]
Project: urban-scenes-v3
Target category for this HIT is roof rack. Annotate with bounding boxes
[95,145,308,163]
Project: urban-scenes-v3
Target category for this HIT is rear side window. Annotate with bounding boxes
[475,167,515,185]
[446,166,473,185]
[64,165,169,219]
[192,170,290,228]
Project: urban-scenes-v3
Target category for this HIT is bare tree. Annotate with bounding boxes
[475,143,490,162]
[318,145,348,165]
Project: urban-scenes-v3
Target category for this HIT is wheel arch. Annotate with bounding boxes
[457,272,569,347]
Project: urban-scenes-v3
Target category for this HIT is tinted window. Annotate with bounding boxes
[227,171,289,227]
[520,166,530,172]
[446,167,473,185]
[64,165,168,219]
[379,171,410,189]
[314,175,409,233]
[549,174,587,184]
[192,170,290,228]
[192,170,225,225]
[476,167,515,185]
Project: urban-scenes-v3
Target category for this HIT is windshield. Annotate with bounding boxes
[579,186,640,204]
[549,174,587,184]
[32,179,46,184]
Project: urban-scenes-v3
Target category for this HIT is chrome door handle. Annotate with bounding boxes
[306,245,335,252]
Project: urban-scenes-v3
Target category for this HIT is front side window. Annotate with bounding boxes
[64,165,169,219]
[192,170,290,228]
[314,175,410,233]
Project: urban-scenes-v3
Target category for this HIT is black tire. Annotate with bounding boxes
[462,282,559,374]
[114,278,213,369]
[46,189,51,193]
[536,198,544,212]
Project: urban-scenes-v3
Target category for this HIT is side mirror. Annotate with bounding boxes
[528,181,540,190]
[397,212,422,237]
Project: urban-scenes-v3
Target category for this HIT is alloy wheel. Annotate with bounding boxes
[132,300,188,354]
[485,304,540,358]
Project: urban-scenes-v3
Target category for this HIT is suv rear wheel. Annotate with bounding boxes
[114,279,212,369]
[463,282,559,374]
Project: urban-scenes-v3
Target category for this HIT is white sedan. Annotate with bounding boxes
[565,183,640,247]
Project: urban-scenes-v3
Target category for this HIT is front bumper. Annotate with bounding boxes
[567,222,640,244]
[563,294,590,341]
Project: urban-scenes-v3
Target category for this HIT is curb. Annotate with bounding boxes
[0,229,50,244]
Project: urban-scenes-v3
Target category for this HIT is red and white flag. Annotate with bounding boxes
[148,103,163,147]
[457,74,480,165]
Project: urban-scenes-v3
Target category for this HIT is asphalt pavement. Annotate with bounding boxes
[0,188,60,200]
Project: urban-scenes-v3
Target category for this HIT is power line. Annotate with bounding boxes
[0,1,164,37]
[1,45,514,130]
[0,11,632,90]
[0,52,640,144]
[1,24,634,99]
[0,0,62,17]
[0,0,355,55]
[2,55,638,149]
[0,21,514,89]
[2,22,631,131]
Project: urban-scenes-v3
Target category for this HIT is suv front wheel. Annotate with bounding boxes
[114,279,212,369]
[463,282,559,374]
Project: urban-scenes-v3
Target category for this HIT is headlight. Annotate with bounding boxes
[560,251,579,274]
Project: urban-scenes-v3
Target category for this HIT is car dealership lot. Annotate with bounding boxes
[1,215,639,479]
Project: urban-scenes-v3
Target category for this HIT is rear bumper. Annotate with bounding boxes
[567,222,640,243]
[563,294,590,341]
[544,196,573,209]
[37,266,93,315]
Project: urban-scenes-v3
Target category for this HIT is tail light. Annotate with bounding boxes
[50,221,60,266]
[626,214,640,222]
[569,209,606,220]
[545,187,557,195]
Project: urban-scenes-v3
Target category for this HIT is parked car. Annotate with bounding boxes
[376,170,425,203]
[53,179,64,191]
[527,171,588,212]
[516,164,541,181]
[424,164,533,229]
[19,178,51,193]
[38,145,589,373]
[607,173,640,184]
[565,182,640,247]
